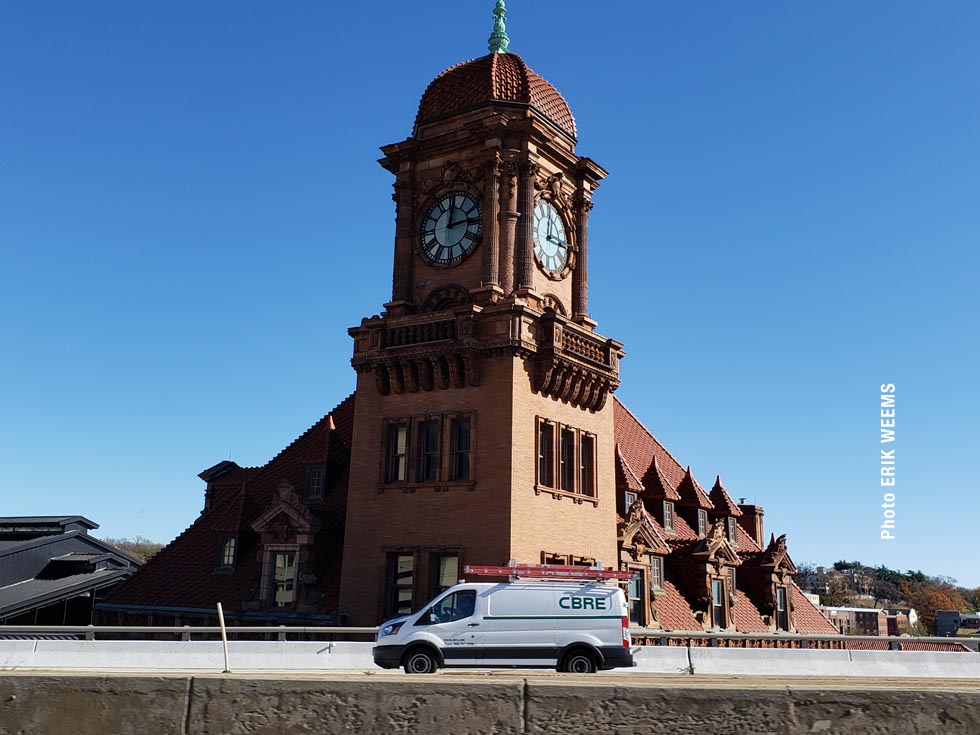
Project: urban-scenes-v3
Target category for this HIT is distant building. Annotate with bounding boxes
[937,610,980,638]
[0,516,141,625]
[821,606,888,636]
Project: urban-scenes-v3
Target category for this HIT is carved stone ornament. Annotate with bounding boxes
[422,284,471,312]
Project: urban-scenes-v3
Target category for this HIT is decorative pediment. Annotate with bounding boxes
[251,479,322,539]
[618,499,671,556]
[691,521,742,566]
[759,533,797,575]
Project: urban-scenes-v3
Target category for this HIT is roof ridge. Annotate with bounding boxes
[676,465,714,509]
[613,396,687,478]
[709,475,743,517]
[249,393,355,480]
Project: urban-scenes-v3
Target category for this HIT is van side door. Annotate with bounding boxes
[413,589,482,666]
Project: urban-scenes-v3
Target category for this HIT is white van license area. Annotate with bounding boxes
[373,582,635,674]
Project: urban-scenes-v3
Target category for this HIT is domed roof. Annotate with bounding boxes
[414,52,576,140]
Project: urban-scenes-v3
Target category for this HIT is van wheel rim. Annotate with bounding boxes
[410,654,433,673]
[569,656,591,673]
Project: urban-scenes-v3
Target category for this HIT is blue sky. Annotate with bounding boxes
[2,2,977,586]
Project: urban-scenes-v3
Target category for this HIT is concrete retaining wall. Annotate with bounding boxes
[1,640,979,678]
[1,673,979,735]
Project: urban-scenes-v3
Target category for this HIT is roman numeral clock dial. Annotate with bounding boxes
[420,192,482,265]
[533,200,570,276]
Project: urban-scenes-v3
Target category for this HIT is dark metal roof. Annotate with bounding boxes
[0,516,98,529]
[0,568,131,617]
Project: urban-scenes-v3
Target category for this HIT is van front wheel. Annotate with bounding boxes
[560,649,597,674]
[403,648,438,674]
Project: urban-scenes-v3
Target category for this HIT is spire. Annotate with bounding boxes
[487,0,510,54]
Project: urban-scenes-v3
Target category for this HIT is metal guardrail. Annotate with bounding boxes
[0,625,975,650]
[0,625,378,641]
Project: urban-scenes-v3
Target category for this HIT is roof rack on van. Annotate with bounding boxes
[463,563,636,583]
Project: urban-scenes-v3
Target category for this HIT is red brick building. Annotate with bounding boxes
[102,19,836,636]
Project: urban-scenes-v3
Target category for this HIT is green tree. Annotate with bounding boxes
[822,573,852,607]
[101,536,163,563]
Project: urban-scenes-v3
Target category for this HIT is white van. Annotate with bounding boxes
[373,580,634,674]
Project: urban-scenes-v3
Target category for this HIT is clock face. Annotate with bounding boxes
[533,200,570,275]
[420,192,481,265]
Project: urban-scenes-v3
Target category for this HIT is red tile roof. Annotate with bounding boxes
[615,447,645,493]
[709,476,742,517]
[104,394,356,614]
[415,53,576,139]
[731,590,771,633]
[899,641,973,652]
[790,584,839,634]
[614,398,689,494]
[676,466,714,510]
[646,456,681,502]
[651,574,702,632]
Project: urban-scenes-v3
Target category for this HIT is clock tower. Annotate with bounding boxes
[339,2,625,625]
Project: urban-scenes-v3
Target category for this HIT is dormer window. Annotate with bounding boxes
[697,509,708,538]
[651,556,664,590]
[727,567,737,599]
[307,466,324,500]
[775,586,789,631]
[663,501,675,532]
[711,578,728,628]
[625,491,637,509]
[727,516,738,545]
[216,535,237,572]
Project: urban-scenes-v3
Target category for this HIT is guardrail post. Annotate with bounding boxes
[85,625,95,641]
[181,626,191,642]
[278,625,286,642]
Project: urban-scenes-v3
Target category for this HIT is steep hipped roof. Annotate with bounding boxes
[709,476,742,517]
[103,394,355,613]
[676,466,714,510]
[414,52,576,139]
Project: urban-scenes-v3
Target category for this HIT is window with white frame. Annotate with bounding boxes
[217,535,237,570]
[271,552,296,607]
[651,556,664,590]
[697,509,708,538]
[727,516,738,545]
[307,466,324,500]
[385,422,408,483]
[663,501,675,532]
[711,578,727,628]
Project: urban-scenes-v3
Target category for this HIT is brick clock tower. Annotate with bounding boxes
[340,3,624,625]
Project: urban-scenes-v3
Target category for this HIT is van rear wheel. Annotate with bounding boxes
[561,649,597,674]
[403,648,438,674]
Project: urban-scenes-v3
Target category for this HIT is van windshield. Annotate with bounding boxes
[416,589,476,625]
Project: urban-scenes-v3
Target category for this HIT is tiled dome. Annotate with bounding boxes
[414,52,576,140]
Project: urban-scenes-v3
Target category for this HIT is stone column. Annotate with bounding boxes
[389,177,415,313]
[497,159,519,295]
[572,193,593,320]
[515,161,538,291]
[481,155,501,288]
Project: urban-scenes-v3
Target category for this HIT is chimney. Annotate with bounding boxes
[737,503,764,548]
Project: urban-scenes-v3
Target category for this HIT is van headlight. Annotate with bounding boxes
[378,622,404,639]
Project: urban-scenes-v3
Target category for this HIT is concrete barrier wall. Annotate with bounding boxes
[1,640,979,678]
[2,674,980,735]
